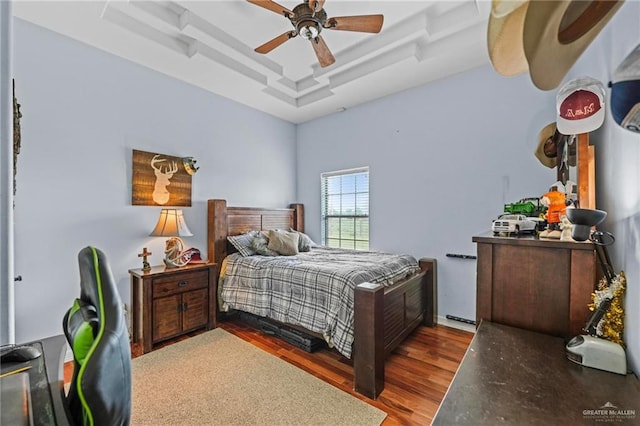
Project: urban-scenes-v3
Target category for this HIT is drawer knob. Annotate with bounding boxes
[178,280,188,287]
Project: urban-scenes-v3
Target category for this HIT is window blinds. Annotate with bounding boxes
[321,167,369,249]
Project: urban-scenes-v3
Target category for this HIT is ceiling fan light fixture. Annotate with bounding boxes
[299,22,319,39]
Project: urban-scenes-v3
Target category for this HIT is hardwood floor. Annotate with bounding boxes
[219,318,473,425]
[65,319,473,425]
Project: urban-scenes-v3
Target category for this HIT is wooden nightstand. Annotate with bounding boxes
[128,262,217,354]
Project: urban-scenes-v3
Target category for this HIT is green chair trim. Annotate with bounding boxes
[67,299,98,365]
[75,247,107,426]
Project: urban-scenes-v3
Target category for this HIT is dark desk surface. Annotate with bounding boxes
[433,322,640,425]
[1,335,70,426]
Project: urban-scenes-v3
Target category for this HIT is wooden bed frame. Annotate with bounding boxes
[207,199,437,399]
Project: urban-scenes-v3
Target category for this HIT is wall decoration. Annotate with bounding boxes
[13,79,22,199]
[132,149,192,206]
[182,157,199,175]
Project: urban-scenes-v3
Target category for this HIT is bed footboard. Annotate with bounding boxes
[353,258,437,399]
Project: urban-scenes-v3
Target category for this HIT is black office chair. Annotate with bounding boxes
[62,246,131,426]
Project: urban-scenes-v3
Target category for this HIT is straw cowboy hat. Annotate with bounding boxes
[523,0,624,90]
[488,1,623,90]
[535,122,560,168]
[487,0,530,77]
[535,122,577,168]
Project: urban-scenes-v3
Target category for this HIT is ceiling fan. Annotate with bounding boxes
[247,0,384,67]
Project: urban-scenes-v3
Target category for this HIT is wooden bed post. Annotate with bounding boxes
[208,199,228,325]
[207,199,228,265]
[419,258,437,327]
[353,283,384,399]
[290,203,304,232]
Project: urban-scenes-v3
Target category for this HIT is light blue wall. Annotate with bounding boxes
[588,2,640,376]
[12,19,297,343]
[297,64,557,324]
[297,2,640,374]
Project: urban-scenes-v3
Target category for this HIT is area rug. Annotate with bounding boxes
[131,328,387,425]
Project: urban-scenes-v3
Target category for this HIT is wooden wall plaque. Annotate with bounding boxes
[132,149,192,206]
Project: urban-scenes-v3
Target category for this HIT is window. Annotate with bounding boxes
[321,167,369,250]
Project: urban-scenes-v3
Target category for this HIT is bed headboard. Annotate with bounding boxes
[207,199,304,264]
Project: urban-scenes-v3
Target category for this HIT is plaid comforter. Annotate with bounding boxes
[219,247,420,358]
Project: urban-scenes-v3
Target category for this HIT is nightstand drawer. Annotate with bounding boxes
[152,270,208,298]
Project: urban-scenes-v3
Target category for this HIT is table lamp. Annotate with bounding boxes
[149,209,193,267]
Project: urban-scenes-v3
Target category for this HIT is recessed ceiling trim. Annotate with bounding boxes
[128,0,284,76]
[194,42,268,86]
[416,21,486,63]
[426,1,483,38]
[329,43,419,90]
[129,0,181,29]
[295,75,321,92]
[112,0,285,79]
[101,5,190,56]
[262,87,297,107]
[276,76,298,91]
[179,7,284,76]
[14,1,493,124]
[182,35,198,58]
[311,9,429,79]
[296,87,334,107]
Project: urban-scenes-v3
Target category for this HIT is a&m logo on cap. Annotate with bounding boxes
[560,90,601,120]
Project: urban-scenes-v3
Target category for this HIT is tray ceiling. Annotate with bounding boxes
[14,1,492,123]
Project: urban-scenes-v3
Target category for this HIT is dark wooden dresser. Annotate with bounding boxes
[433,321,640,425]
[473,234,599,338]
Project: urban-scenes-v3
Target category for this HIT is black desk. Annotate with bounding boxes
[1,335,70,425]
[433,322,640,425]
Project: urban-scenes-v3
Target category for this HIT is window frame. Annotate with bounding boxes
[320,167,369,250]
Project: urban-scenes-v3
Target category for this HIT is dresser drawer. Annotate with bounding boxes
[152,270,208,298]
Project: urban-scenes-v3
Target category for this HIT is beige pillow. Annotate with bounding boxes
[267,230,299,256]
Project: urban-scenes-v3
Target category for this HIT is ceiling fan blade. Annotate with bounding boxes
[310,36,335,68]
[255,31,297,54]
[325,15,384,33]
[307,0,326,13]
[246,0,294,18]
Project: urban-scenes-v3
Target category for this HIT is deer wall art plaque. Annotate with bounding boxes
[132,149,192,206]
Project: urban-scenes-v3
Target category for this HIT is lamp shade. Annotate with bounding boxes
[149,209,193,237]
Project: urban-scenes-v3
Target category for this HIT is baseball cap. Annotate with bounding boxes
[610,44,640,133]
[556,77,606,135]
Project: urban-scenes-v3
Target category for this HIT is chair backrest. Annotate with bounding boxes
[63,246,131,426]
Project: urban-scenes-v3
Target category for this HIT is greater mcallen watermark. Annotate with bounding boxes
[583,402,636,422]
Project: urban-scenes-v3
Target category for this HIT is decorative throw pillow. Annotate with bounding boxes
[250,232,279,256]
[289,228,316,252]
[227,231,259,256]
[66,298,99,365]
[268,230,300,256]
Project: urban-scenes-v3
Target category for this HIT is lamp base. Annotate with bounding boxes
[163,259,182,268]
[163,237,191,268]
[162,238,200,268]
